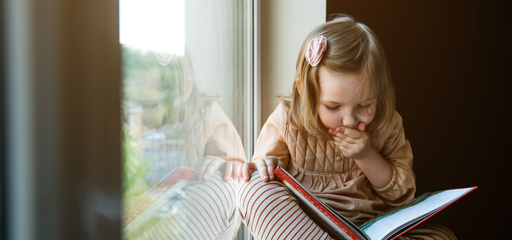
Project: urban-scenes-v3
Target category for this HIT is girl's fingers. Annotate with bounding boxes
[336,132,347,138]
[202,158,223,181]
[257,160,270,182]
[335,132,350,141]
[223,162,233,182]
[265,156,278,180]
[339,134,357,144]
[336,141,351,157]
[231,163,241,180]
[331,133,343,141]
[332,132,357,145]
[357,122,366,131]
[242,162,257,182]
[329,127,346,135]
[334,140,350,149]
[342,128,363,139]
[198,156,214,176]
[241,157,279,182]
[330,124,366,139]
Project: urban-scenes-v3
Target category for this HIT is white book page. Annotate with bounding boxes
[362,187,473,240]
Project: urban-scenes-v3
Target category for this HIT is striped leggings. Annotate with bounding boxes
[237,171,456,240]
[136,171,241,240]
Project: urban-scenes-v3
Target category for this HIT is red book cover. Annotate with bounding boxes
[274,166,368,240]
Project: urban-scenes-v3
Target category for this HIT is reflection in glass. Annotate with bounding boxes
[120,0,246,239]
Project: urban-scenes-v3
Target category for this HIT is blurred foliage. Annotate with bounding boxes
[122,127,150,208]
[122,45,185,129]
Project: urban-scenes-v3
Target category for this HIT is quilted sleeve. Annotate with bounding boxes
[203,102,247,164]
[252,104,290,168]
[373,111,416,206]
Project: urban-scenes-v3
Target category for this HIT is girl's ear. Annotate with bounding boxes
[295,77,302,96]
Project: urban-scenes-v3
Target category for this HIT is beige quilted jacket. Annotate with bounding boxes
[253,103,416,224]
[183,101,247,171]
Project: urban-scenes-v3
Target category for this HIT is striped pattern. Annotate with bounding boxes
[237,171,333,240]
[396,223,457,240]
[237,171,456,240]
[138,171,240,240]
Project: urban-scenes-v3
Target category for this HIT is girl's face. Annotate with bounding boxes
[317,66,377,130]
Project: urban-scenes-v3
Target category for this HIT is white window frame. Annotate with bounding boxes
[240,0,260,238]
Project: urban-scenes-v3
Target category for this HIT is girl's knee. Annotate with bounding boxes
[237,171,263,210]
[237,171,291,219]
[187,170,238,210]
[399,223,457,240]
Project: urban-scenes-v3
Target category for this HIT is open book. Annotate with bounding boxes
[273,166,476,240]
[123,166,198,239]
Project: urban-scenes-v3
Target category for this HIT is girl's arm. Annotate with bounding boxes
[372,113,416,205]
[241,103,290,181]
[331,112,415,205]
[353,146,393,189]
[200,102,247,181]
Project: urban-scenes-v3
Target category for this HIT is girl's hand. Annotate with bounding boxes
[329,122,373,160]
[199,156,241,182]
[240,156,281,182]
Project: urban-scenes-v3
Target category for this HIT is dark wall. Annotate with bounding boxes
[327,1,511,239]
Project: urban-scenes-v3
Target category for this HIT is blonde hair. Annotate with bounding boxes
[287,14,395,138]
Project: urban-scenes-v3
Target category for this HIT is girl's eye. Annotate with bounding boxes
[359,101,374,109]
[358,103,374,114]
[325,105,339,110]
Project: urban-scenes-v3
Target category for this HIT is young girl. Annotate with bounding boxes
[238,15,456,240]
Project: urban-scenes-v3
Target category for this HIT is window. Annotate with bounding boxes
[120,0,254,239]
[1,0,256,239]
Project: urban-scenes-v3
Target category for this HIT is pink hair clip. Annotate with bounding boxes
[305,35,327,67]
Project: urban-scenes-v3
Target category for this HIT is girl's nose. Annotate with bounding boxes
[342,114,357,128]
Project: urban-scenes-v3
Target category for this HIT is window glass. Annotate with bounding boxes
[120,0,246,239]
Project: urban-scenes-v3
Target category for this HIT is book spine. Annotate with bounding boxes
[274,167,361,240]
